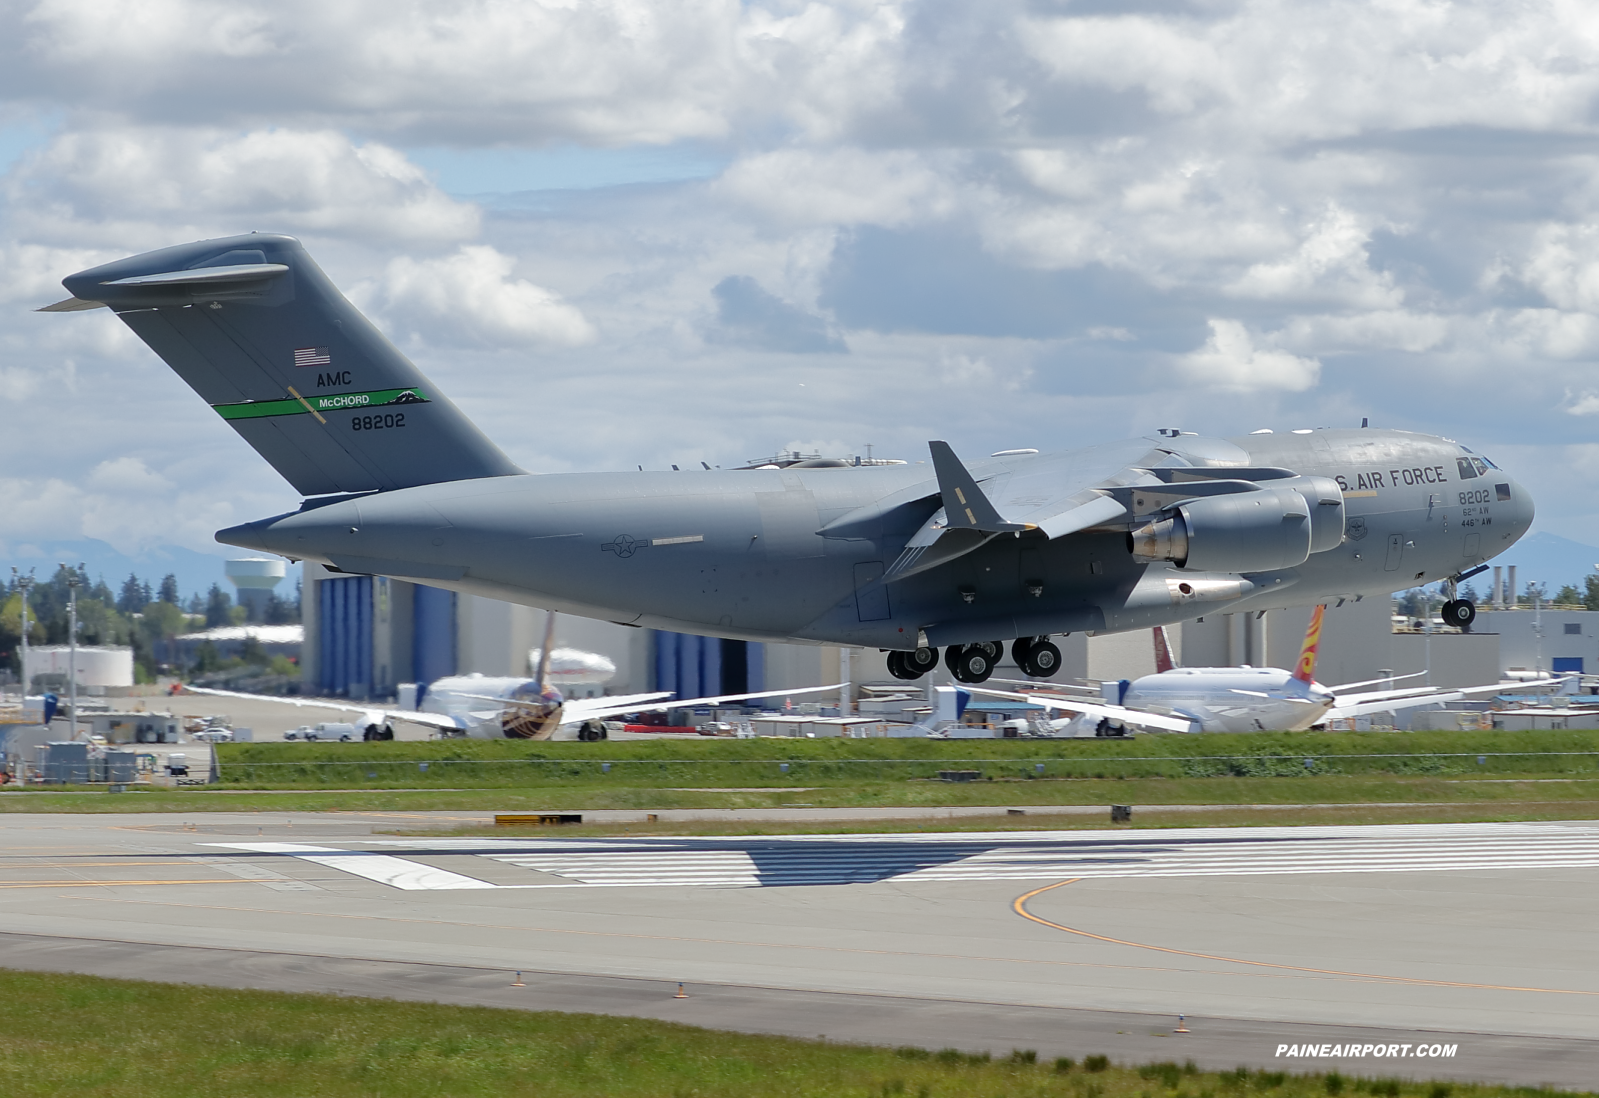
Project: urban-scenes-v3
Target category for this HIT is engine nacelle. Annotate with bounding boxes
[1277,474,1345,554]
[1129,487,1314,573]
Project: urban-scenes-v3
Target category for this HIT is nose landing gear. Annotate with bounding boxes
[1441,572,1478,630]
[1441,599,1476,629]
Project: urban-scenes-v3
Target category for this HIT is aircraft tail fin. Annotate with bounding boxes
[54,234,523,498]
[1152,626,1176,673]
[1292,604,1327,683]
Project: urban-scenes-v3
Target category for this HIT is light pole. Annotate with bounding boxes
[62,564,82,741]
[10,568,34,699]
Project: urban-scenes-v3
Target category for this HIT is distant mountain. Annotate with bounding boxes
[1479,531,1599,595]
[3,539,300,604]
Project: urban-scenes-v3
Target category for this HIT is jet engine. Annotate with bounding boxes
[1129,482,1340,573]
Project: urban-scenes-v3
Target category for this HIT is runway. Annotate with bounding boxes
[0,811,1595,1088]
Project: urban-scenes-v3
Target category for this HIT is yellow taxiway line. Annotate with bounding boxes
[1012,879,1595,997]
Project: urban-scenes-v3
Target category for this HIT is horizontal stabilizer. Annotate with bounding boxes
[102,263,289,287]
[36,297,107,312]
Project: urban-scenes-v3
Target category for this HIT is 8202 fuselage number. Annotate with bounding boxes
[1458,489,1491,505]
[351,412,405,431]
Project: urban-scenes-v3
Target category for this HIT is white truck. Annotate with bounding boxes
[285,722,359,742]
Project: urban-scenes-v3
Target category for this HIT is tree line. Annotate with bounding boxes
[1,565,300,683]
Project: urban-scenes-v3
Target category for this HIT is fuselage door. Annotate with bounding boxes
[1384,532,1404,572]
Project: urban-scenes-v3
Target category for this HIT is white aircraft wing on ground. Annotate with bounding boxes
[180,685,470,732]
[1324,677,1567,722]
[965,686,1197,733]
[466,683,848,724]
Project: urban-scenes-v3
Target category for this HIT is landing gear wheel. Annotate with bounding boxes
[578,720,606,741]
[1011,638,1035,667]
[950,644,996,684]
[1021,640,1061,679]
[1442,599,1476,629]
[905,646,939,675]
[886,651,918,681]
[381,725,395,741]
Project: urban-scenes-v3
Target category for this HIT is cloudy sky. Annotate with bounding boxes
[4,0,1599,571]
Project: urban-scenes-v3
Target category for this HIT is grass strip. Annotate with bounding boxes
[10,778,1599,815]
[0,967,1571,1098]
[207,729,1599,790]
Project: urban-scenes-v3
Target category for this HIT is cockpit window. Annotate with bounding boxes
[1473,457,1489,475]
[1456,457,1479,480]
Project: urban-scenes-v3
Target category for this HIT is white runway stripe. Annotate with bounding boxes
[205,842,500,890]
[204,824,1599,891]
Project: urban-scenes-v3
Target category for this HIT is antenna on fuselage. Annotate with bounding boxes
[534,610,557,693]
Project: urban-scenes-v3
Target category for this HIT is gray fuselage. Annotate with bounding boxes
[221,428,1533,651]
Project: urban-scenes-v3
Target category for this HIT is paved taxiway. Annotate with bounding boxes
[0,811,1595,1087]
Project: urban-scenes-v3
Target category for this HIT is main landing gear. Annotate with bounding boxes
[885,637,1064,683]
[1011,636,1062,679]
[946,642,1003,684]
[886,647,939,680]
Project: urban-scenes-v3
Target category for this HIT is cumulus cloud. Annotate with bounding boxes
[4,127,478,243]
[1177,319,1321,392]
[365,245,596,347]
[0,462,239,556]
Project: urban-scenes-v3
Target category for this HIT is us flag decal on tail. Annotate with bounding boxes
[293,346,331,367]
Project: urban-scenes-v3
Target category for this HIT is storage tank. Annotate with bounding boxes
[24,646,134,689]
[226,558,287,619]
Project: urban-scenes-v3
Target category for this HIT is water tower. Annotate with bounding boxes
[226,558,287,621]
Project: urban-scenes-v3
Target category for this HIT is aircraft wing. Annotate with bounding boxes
[179,684,471,732]
[1325,693,1468,720]
[964,687,1197,733]
[459,683,848,725]
[564,682,848,724]
[1325,677,1565,722]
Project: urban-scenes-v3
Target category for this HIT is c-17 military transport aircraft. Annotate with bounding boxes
[44,235,1535,726]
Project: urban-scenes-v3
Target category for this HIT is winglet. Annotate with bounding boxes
[1293,604,1326,683]
[927,441,1025,533]
[1152,626,1176,673]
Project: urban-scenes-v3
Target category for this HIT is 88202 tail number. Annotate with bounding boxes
[351,412,405,432]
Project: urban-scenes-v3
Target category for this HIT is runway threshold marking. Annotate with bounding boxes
[1012,880,1597,998]
[206,843,499,891]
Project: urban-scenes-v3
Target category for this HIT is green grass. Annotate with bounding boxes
[11,775,1599,817]
[209,729,1599,790]
[8,729,1599,818]
[0,968,1570,1098]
